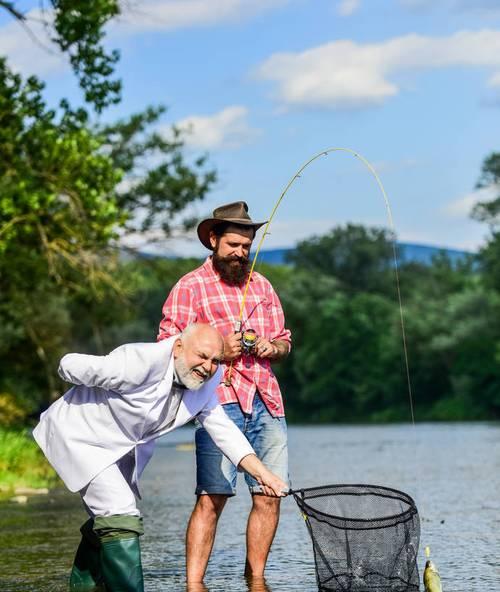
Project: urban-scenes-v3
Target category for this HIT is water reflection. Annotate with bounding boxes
[245,575,272,591]
[186,576,272,592]
[186,583,209,592]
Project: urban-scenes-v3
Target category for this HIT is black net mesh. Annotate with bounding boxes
[292,484,420,592]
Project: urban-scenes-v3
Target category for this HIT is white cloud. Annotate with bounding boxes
[115,0,289,34]
[0,9,66,77]
[443,186,498,218]
[173,106,260,150]
[336,0,360,17]
[255,29,500,109]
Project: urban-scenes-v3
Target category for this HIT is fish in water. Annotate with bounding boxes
[423,559,443,592]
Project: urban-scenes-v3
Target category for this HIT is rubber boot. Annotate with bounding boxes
[94,514,145,592]
[69,519,105,591]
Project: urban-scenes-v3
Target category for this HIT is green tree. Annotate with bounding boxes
[471,152,500,227]
[1,0,121,111]
[288,224,396,295]
[0,4,216,413]
[471,152,500,291]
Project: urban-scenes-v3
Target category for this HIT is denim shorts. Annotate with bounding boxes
[195,394,289,495]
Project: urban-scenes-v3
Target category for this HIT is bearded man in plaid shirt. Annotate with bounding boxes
[158,201,291,583]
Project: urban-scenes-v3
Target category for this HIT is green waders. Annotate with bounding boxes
[69,515,144,592]
[69,519,105,591]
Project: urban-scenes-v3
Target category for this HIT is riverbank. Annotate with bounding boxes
[0,428,58,499]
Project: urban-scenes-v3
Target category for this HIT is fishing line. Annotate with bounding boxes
[227,147,415,429]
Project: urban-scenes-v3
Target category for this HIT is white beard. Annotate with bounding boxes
[175,354,208,391]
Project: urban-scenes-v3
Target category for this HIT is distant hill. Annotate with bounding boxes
[255,243,474,266]
[130,242,474,266]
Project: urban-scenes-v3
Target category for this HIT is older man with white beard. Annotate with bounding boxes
[33,323,287,592]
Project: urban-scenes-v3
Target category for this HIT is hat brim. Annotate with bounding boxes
[197,218,267,250]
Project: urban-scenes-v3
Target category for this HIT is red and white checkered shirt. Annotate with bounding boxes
[157,257,291,417]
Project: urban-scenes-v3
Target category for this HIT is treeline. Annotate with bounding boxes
[2,221,500,425]
[272,225,500,422]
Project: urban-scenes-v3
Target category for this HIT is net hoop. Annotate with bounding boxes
[291,484,418,531]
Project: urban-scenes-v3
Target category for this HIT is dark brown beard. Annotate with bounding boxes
[212,253,250,286]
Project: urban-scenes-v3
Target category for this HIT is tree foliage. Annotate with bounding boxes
[288,224,396,295]
[472,152,500,291]
[1,0,122,111]
[472,152,500,227]
[0,3,216,410]
[0,58,122,282]
[100,106,216,236]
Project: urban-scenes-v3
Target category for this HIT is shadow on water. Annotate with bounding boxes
[1,423,499,591]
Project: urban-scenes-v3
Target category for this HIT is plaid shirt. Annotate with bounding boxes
[157,257,291,417]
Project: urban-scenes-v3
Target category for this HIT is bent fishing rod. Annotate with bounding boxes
[225,147,415,426]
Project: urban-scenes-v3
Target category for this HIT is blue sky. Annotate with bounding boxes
[2,0,500,255]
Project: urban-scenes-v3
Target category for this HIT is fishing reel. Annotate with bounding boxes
[241,328,258,355]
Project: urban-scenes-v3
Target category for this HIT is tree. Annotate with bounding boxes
[99,106,216,237]
[288,224,397,295]
[1,0,121,112]
[471,152,500,227]
[471,152,500,291]
[0,3,216,412]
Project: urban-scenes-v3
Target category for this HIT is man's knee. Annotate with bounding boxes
[251,494,281,515]
[194,494,228,520]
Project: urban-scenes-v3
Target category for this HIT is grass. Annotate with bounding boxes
[0,427,59,497]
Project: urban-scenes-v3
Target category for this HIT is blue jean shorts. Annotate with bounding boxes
[195,394,289,495]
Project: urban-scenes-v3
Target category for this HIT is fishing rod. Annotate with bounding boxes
[226,147,415,428]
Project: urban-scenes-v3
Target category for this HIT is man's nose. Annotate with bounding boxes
[233,245,244,258]
[202,359,212,374]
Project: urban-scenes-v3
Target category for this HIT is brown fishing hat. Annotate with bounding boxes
[197,201,267,250]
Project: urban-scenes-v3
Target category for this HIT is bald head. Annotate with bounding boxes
[181,323,224,351]
[173,323,224,390]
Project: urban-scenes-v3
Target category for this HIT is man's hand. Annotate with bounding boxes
[254,337,289,361]
[238,454,288,497]
[254,336,277,359]
[223,332,242,361]
[258,468,289,497]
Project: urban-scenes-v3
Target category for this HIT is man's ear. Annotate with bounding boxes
[173,338,182,359]
[209,231,217,250]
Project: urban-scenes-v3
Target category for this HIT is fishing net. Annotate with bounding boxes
[291,484,420,592]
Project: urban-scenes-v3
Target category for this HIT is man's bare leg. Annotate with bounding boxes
[244,494,281,577]
[186,494,228,583]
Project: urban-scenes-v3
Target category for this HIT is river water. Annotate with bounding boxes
[1,422,499,591]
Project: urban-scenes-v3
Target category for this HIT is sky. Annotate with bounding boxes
[2,0,500,256]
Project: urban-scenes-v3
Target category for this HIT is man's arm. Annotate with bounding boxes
[197,400,254,467]
[238,453,288,497]
[58,342,164,393]
[197,397,287,496]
